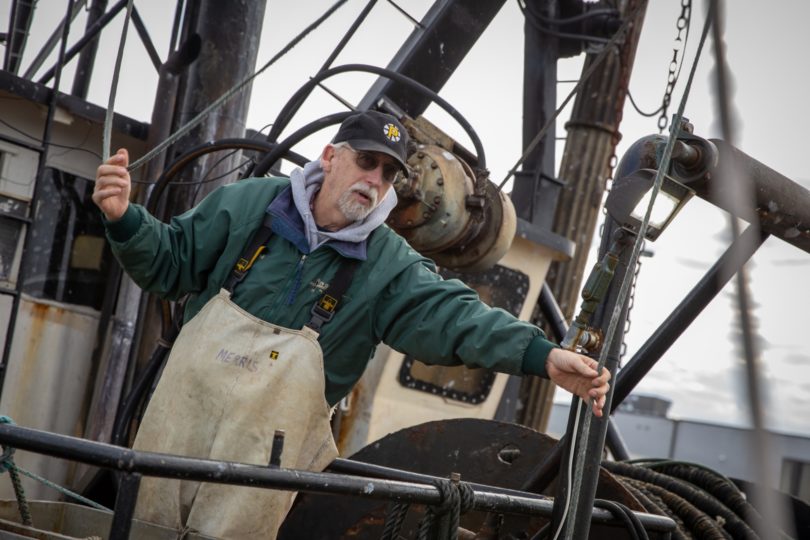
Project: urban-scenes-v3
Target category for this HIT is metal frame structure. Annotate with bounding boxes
[1,1,808,538]
[0,423,676,539]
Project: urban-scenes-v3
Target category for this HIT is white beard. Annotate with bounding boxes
[338,182,378,222]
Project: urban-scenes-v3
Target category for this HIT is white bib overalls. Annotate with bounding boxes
[131,288,338,539]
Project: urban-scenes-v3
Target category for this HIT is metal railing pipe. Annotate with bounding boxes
[0,423,675,532]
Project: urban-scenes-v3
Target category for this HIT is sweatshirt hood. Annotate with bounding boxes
[290,159,398,251]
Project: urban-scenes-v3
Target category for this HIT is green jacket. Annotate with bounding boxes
[105,177,555,405]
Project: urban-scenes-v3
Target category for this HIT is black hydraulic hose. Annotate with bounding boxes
[249,111,354,178]
[145,139,307,214]
[593,499,644,540]
[644,463,763,532]
[622,481,690,540]
[604,461,760,540]
[266,64,487,169]
[640,482,729,540]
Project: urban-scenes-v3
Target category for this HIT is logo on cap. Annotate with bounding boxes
[383,123,401,142]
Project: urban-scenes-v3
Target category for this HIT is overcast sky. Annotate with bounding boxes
[6,1,809,435]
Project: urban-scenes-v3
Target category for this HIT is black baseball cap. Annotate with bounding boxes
[332,111,410,177]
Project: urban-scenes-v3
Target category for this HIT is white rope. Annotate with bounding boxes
[102,0,135,161]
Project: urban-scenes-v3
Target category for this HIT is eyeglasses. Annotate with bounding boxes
[347,147,402,183]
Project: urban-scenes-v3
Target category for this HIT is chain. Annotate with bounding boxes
[657,0,692,132]
[620,240,644,362]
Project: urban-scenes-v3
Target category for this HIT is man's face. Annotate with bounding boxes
[320,143,398,223]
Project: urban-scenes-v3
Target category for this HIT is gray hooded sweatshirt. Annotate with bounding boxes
[290,159,398,251]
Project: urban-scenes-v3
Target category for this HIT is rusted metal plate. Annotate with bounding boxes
[279,418,644,539]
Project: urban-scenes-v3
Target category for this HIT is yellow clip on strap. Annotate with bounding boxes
[235,246,266,273]
[318,294,338,313]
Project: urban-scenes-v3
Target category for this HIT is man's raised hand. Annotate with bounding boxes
[93,148,131,221]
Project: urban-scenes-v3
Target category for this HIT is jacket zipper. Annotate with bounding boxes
[285,254,307,306]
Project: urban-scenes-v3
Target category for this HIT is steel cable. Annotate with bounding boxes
[126,0,350,172]
[101,0,134,161]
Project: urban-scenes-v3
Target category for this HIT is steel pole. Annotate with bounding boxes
[554,224,633,540]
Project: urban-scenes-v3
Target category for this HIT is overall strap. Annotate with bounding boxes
[305,258,359,334]
[223,214,274,292]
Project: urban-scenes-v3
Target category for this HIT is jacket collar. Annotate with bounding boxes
[267,185,368,260]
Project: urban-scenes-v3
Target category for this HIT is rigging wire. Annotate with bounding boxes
[497,9,637,191]
[0,117,103,159]
[263,64,487,168]
[126,0,351,173]
[385,0,422,28]
[558,7,715,538]
[102,0,135,161]
[626,90,663,118]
